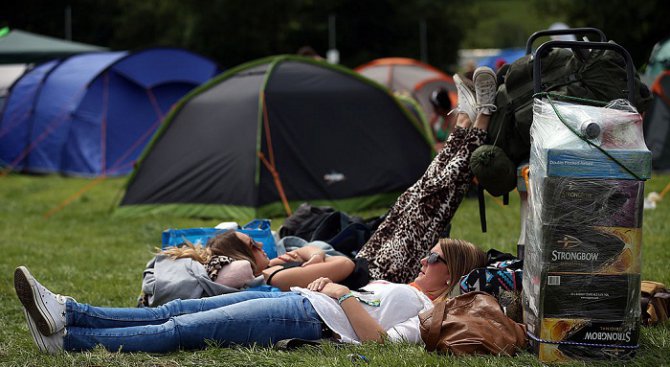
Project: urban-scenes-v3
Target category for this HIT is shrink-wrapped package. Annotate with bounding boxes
[523,98,650,362]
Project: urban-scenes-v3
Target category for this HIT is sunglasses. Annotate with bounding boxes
[427,252,448,266]
[248,238,264,251]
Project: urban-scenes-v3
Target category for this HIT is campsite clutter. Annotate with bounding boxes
[0,48,219,176]
[118,55,434,220]
[474,28,652,198]
[522,39,650,362]
[3,23,668,364]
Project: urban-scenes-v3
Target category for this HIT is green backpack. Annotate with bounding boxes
[480,42,652,196]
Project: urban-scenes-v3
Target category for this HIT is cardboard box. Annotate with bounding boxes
[541,273,640,320]
[541,178,644,228]
[545,148,651,180]
[541,225,641,273]
[533,318,639,362]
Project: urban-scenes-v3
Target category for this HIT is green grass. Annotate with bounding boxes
[1,173,669,366]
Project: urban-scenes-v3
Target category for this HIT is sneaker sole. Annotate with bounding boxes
[453,74,477,122]
[473,67,496,80]
[23,309,48,353]
[14,266,57,336]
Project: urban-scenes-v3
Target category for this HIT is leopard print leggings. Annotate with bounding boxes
[356,127,488,284]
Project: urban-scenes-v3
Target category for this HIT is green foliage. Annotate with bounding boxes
[534,0,670,69]
[3,0,668,73]
[2,0,464,70]
[460,0,566,49]
[1,173,669,365]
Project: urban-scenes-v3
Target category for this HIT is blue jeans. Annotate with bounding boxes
[64,291,324,352]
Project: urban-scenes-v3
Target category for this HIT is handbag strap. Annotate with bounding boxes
[425,301,448,351]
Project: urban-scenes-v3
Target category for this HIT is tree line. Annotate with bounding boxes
[3,0,668,71]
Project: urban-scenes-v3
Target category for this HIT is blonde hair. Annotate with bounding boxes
[160,231,260,274]
[433,238,487,303]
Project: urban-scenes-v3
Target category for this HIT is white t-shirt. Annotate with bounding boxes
[293,281,433,344]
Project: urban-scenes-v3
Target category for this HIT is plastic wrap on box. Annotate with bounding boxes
[542,273,641,319]
[541,178,644,228]
[535,318,639,362]
[522,98,648,362]
[541,225,641,273]
[530,99,651,180]
[523,271,641,321]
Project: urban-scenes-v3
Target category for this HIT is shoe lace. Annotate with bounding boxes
[475,79,497,112]
[478,103,497,112]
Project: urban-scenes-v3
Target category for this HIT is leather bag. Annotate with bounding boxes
[419,291,527,356]
[641,280,670,326]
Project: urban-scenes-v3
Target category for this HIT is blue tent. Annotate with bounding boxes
[0,47,219,176]
[478,48,526,70]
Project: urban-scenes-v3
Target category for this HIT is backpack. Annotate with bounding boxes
[278,203,335,240]
[641,281,670,326]
[279,203,386,258]
[483,42,653,196]
[458,249,523,298]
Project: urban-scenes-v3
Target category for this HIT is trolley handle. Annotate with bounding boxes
[525,27,607,55]
[533,40,635,104]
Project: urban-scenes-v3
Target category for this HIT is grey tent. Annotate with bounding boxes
[118,55,435,219]
[0,28,107,64]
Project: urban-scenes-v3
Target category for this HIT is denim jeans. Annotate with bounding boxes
[64,291,324,353]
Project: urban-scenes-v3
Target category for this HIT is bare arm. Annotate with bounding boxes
[308,278,387,343]
[263,256,354,291]
[268,245,325,267]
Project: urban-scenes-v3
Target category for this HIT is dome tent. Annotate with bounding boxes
[0,47,219,176]
[355,57,457,124]
[118,55,434,219]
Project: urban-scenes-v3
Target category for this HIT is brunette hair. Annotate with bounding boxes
[434,238,487,303]
[160,231,260,274]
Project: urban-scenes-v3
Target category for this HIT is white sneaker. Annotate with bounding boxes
[473,66,498,115]
[23,309,64,354]
[14,266,70,336]
[453,73,477,123]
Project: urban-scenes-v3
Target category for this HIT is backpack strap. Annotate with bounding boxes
[478,184,487,233]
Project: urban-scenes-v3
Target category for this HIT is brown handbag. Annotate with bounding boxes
[419,291,527,356]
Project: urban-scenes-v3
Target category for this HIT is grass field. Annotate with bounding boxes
[1,173,669,366]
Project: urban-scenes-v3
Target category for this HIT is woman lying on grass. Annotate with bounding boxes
[160,231,356,291]
[15,66,498,354]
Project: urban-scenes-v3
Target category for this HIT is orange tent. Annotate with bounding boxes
[356,58,457,126]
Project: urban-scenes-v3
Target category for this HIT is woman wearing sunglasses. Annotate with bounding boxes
[15,67,496,353]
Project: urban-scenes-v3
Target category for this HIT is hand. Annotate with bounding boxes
[301,252,325,267]
[277,252,302,264]
[307,277,332,291]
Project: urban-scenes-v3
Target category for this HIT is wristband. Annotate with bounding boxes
[337,292,356,305]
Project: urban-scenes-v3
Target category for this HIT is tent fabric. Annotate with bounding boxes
[0,48,219,176]
[118,55,434,219]
[643,70,670,171]
[477,48,526,70]
[0,29,108,64]
[0,59,62,164]
[355,58,456,125]
[0,64,27,95]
